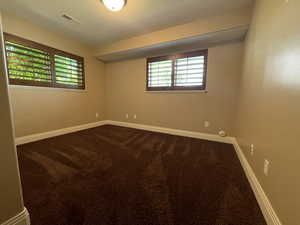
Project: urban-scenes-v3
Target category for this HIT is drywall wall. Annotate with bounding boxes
[0,14,24,224]
[105,42,243,136]
[95,7,252,57]
[234,0,300,224]
[2,12,106,138]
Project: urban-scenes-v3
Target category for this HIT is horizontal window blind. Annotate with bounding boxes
[4,33,85,90]
[146,50,208,91]
[55,55,84,89]
[175,55,205,87]
[5,41,52,85]
[148,60,172,87]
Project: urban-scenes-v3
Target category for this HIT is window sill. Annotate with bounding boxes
[144,90,208,94]
[9,85,88,93]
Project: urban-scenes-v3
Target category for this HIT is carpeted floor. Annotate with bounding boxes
[17,125,267,225]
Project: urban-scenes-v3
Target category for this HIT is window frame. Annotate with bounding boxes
[146,49,208,91]
[4,33,85,90]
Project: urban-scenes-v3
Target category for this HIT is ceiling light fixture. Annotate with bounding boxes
[101,0,127,12]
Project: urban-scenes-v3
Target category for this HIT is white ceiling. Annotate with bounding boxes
[0,0,253,47]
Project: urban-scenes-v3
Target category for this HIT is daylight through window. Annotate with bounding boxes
[147,50,208,91]
[4,33,85,90]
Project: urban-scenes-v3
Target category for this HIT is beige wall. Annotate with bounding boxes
[105,42,243,136]
[234,0,300,224]
[2,12,105,137]
[96,7,252,57]
[0,14,24,223]
[3,2,299,224]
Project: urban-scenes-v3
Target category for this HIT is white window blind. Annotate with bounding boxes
[147,50,207,91]
[148,60,172,87]
[174,55,205,87]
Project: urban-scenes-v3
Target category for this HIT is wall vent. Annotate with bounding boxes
[62,14,81,24]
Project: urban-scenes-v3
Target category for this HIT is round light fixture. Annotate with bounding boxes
[102,0,127,11]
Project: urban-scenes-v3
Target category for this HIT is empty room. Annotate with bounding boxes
[0,0,298,225]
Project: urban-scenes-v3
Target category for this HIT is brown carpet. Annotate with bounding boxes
[17,125,267,225]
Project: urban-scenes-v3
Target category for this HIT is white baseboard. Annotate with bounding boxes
[231,138,282,225]
[15,121,107,146]
[1,208,30,225]
[106,120,233,144]
[15,120,233,146]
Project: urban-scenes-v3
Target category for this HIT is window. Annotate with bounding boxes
[146,50,208,91]
[4,33,85,89]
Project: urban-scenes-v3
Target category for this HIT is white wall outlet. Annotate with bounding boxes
[264,159,270,176]
[133,114,137,119]
[126,114,129,119]
[204,121,210,128]
[250,144,254,155]
[95,113,99,118]
[218,130,227,137]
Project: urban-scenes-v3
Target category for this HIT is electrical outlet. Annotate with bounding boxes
[264,159,270,176]
[126,114,129,119]
[133,114,137,119]
[204,121,210,128]
[250,144,254,155]
[95,113,99,118]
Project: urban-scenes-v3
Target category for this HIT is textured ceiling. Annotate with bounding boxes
[0,0,253,46]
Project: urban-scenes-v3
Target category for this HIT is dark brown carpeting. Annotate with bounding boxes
[17,125,267,225]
